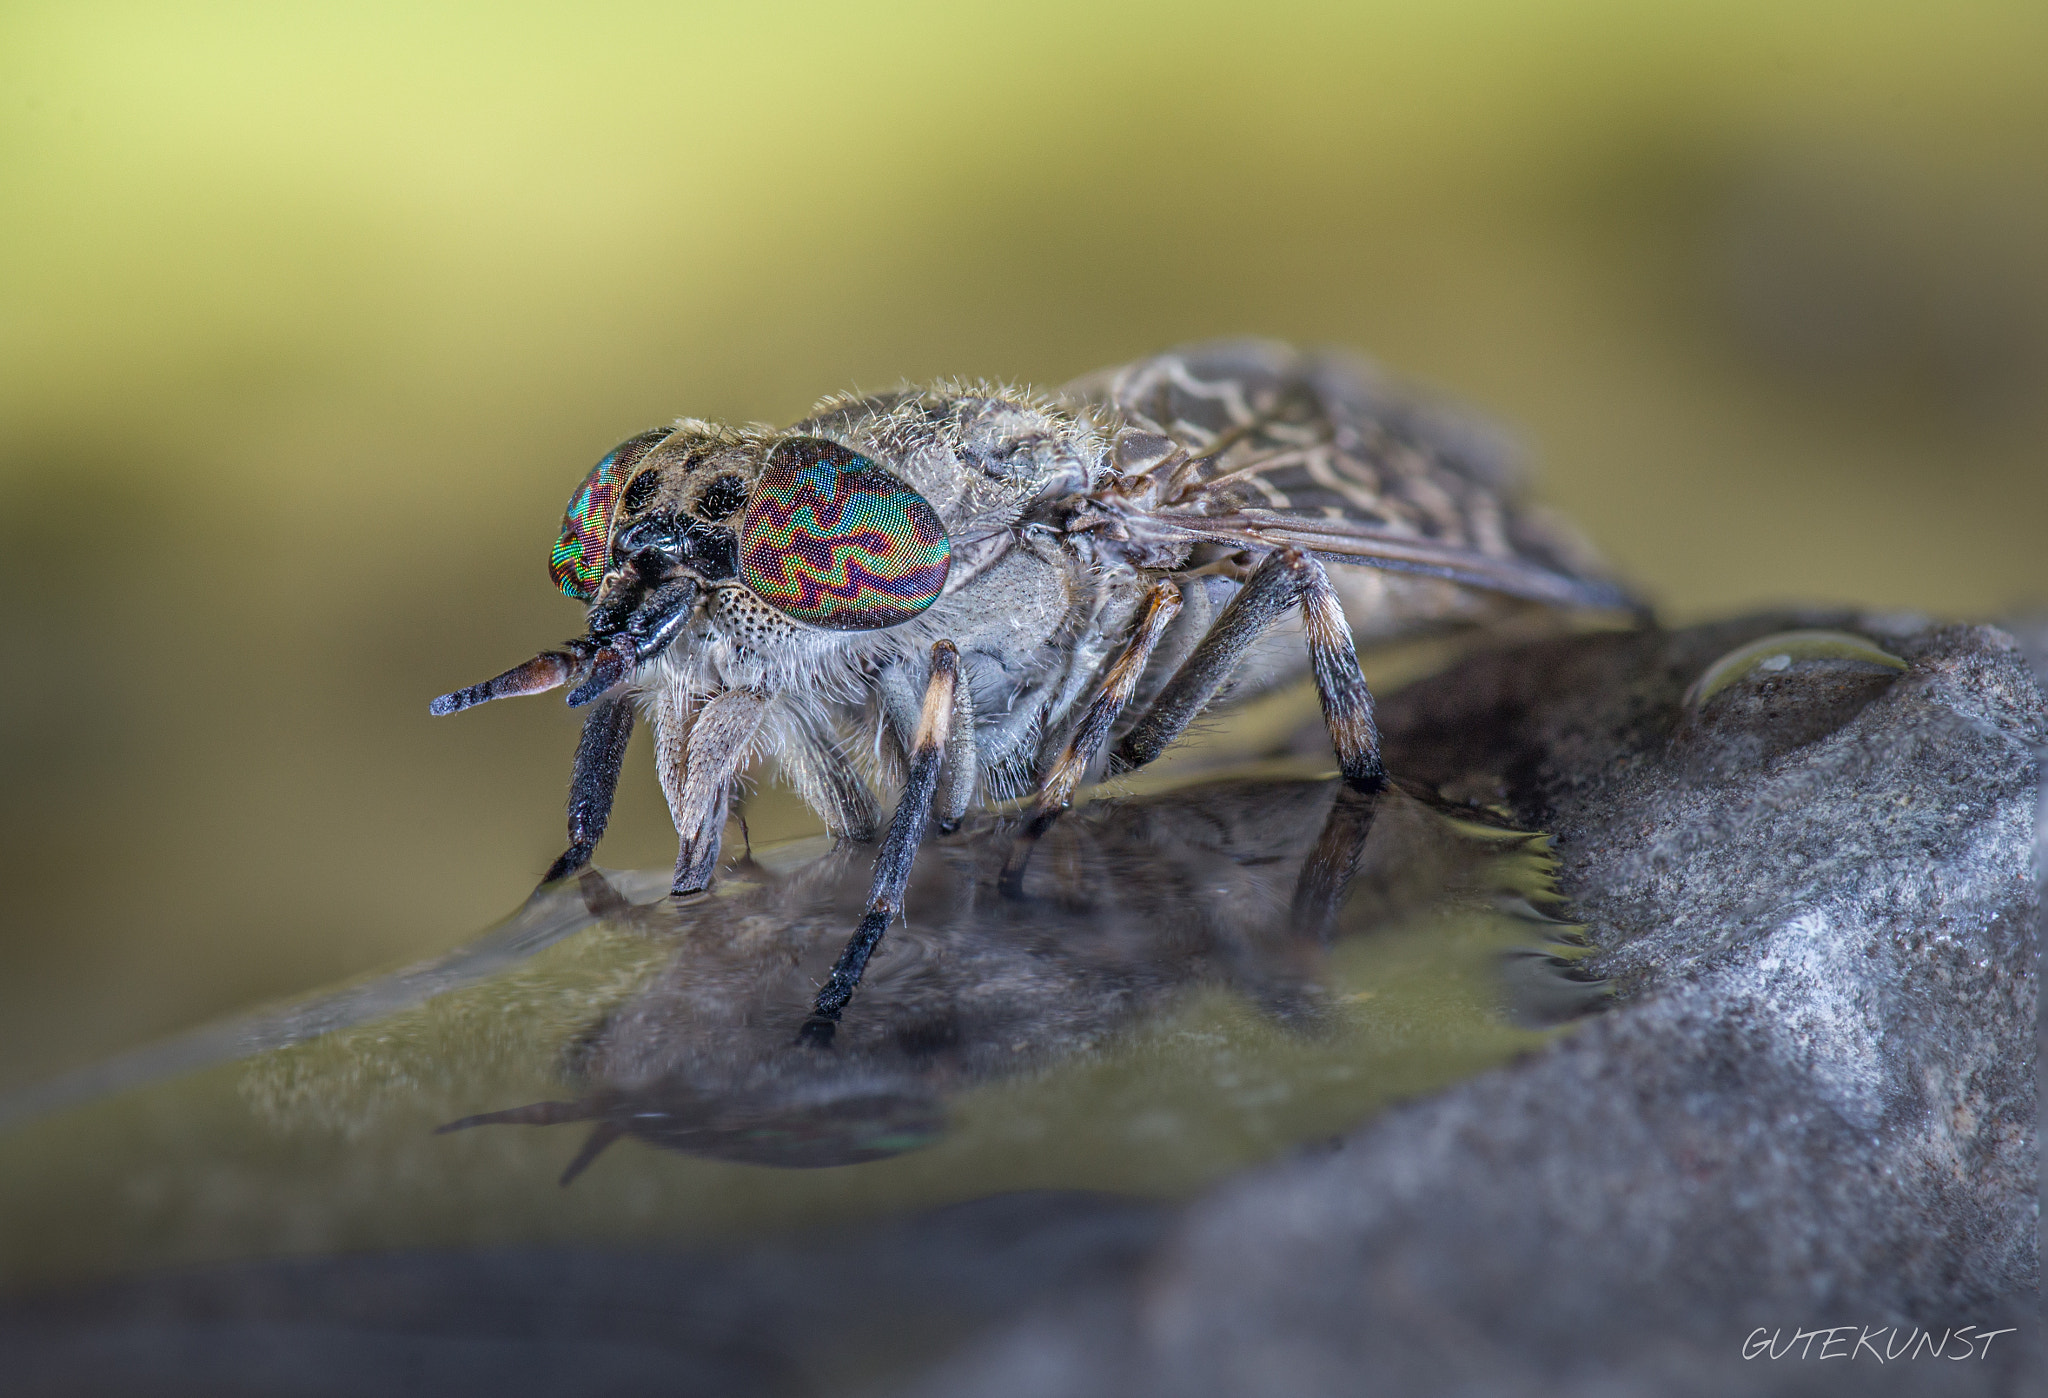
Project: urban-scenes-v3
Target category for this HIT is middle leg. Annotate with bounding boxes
[802,640,961,1043]
[1021,578,1184,837]
[997,580,1183,893]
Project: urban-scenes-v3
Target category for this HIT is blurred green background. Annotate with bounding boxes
[2,0,2043,1093]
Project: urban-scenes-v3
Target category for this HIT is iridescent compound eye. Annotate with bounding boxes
[549,429,671,600]
[738,438,952,630]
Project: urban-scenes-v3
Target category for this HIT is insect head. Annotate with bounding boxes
[552,431,949,631]
[437,430,955,718]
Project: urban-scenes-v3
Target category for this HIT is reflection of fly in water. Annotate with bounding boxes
[438,776,1602,1178]
[430,341,1636,1035]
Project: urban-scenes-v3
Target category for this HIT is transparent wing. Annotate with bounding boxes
[1062,340,1637,611]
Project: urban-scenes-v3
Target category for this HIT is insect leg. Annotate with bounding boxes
[777,732,883,842]
[933,669,978,833]
[802,641,959,1044]
[1108,551,1303,775]
[995,577,1187,884]
[660,687,769,895]
[1026,580,1183,831]
[1294,550,1387,793]
[538,693,636,886]
[650,684,694,865]
[1111,548,1386,793]
[996,582,1183,894]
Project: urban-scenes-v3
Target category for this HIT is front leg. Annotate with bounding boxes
[802,640,960,1044]
[654,686,768,895]
[538,693,636,887]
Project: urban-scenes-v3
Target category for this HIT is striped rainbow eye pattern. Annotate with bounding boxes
[549,429,670,600]
[738,438,952,630]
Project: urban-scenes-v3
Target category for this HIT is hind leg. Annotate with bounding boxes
[1111,549,1386,930]
[1112,548,1385,792]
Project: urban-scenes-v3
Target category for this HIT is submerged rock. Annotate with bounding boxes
[914,614,2042,1397]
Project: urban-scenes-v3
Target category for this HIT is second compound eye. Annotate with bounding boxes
[550,428,672,600]
[737,438,951,630]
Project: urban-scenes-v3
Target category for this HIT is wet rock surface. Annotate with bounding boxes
[3,613,2037,1397]
[0,750,1579,1394]
[913,613,2042,1397]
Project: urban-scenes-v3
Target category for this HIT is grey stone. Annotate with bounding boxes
[909,614,2042,1397]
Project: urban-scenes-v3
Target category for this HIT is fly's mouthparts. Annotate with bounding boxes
[433,570,704,718]
[565,642,636,708]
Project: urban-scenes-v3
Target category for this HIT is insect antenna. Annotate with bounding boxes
[429,649,581,715]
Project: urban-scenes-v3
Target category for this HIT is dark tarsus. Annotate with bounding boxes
[800,641,959,1047]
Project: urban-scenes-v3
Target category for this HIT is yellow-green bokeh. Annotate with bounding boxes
[2,1,2043,1089]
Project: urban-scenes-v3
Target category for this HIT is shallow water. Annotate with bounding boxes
[0,764,1600,1383]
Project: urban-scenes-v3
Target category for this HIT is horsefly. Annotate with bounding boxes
[432,340,1637,1040]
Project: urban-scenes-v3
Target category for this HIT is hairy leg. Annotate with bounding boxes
[996,581,1183,893]
[933,670,978,832]
[538,693,636,886]
[1101,550,1386,926]
[1107,554,1301,777]
[1112,548,1385,793]
[1295,552,1386,791]
[1026,580,1184,832]
[777,728,883,843]
[650,683,693,866]
[655,686,768,895]
[802,641,960,1043]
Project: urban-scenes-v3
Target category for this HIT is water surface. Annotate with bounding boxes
[0,765,1600,1298]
